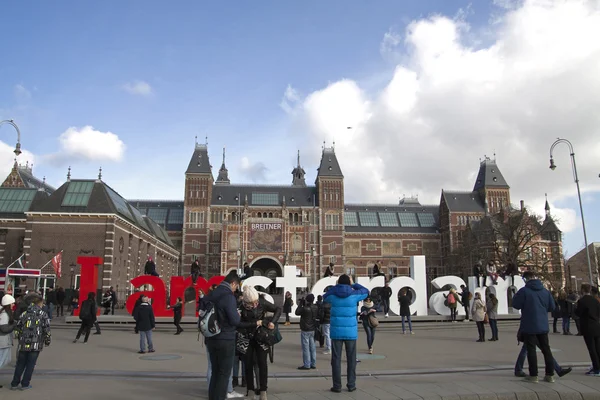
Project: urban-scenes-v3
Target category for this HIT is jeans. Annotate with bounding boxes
[363,323,375,349]
[11,351,40,388]
[244,341,269,392]
[382,298,390,314]
[515,343,561,374]
[285,313,290,323]
[206,348,234,393]
[331,339,357,390]
[46,303,53,319]
[584,335,600,372]
[206,339,235,400]
[301,331,316,368]
[232,356,245,379]
[489,319,498,339]
[139,330,154,352]
[401,316,412,332]
[322,324,331,351]
[76,320,93,342]
[562,317,571,334]
[523,333,554,377]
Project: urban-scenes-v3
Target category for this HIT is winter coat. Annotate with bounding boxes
[576,295,600,337]
[0,309,14,349]
[398,295,411,317]
[144,261,157,275]
[558,299,572,318]
[56,289,66,304]
[472,299,486,322]
[79,299,98,323]
[460,289,471,305]
[473,264,483,276]
[444,292,461,309]
[172,302,182,321]
[324,266,334,277]
[15,304,51,352]
[323,283,369,340]
[360,305,376,329]
[512,279,555,335]
[110,290,117,304]
[283,297,293,314]
[238,298,282,336]
[295,303,318,332]
[191,262,200,275]
[133,302,155,332]
[381,287,392,300]
[201,281,241,341]
[318,301,332,324]
[486,300,498,320]
[551,298,560,318]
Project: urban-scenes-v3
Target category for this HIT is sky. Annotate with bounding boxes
[1,0,599,258]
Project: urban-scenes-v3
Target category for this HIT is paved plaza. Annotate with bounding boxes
[2,319,600,399]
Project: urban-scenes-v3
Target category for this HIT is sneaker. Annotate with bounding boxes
[310,366,316,369]
[94,332,101,335]
[410,331,414,335]
[348,387,356,392]
[138,351,146,354]
[10,386,19,391]
[227,390,245,398]
[585,369,600,376]
[544,375,555,383]
[385,313,389,318]
[323,350,331,355]
[297,366,310,370]
[368,348,373,354]
[514,371,526,377]
[330,387,342,393]
[73,339,78,343]
[558,367,572,377]
[524,376,538,383]
[148,349,155,353]
[403,331,406,335]
[21,385,33,391]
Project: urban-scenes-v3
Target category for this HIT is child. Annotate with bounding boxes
[133,295,155,354]
[11,295,51,390]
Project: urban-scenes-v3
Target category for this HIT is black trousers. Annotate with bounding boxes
[524,333,554,377]
[206,339,235,400]
[476,321,485,340]
[450,308,457,321]
[76,320,93,342]
[464,305,470,320]
[57,301,64,317]
[174,316,183,333]
[584,335,600,372]
[553,317,559,332]
[94,321,101,333]
[285,313,290,323]
[382,298,390,314]
[244,341,269,393]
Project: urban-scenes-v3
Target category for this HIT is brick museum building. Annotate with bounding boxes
[1,143,564,294]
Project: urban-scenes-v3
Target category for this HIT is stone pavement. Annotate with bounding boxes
[2,320,600,399]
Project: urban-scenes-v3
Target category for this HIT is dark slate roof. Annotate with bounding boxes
[543,215,561,232]
[316,148,343,179]
[442,191,486,213]
[29,180,174,248]
[186,144,213,175]
[17,166,55,195]
[0,188,49,218]
[343,203,440,234]
[211,185,319,207]
[473,159,509,191]
[129,200,185,232]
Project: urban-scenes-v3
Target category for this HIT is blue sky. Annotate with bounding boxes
[1,1,599,258]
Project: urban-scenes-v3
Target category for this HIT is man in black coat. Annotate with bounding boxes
[190,259,201,283]
[381,282,392,318]
[144,257,158,277]
[133,295,156,354]
[296,294,318,370]
[473,262,484,288]
[575,284,600,375]
[109,286,117,315]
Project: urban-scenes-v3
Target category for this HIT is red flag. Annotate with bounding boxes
[52,251,63,278]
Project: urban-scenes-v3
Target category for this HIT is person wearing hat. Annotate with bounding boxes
[0,294,17,385]
[359,298,377,354]
[323,274,369,393]
[295,293,318,370]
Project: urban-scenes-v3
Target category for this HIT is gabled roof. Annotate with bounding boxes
[186,143,213,175]
[316,147,343,179]
[441,191,486,213]
[473,158,509,191]
[211,185,318,207]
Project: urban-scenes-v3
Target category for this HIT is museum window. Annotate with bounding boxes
[192,240,200,249]
[329,242,337,251]
[211,245,220,254]
[188,211,204,229]
[211,211,223,224]
[366,243,377,251]
[325,213,340,230]
[330,255,337,264]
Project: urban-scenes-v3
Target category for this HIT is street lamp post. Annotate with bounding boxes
[549,138,593,284]
[571,275,580,292]
[0,119,23,156]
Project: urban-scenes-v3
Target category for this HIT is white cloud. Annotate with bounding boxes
[122,80,153,96]
[56,126,126,162]
[287,0,600,235]
[239,157,268,182]
[280,84,301,114]
[0,140,35,180]
[380,29,402,58]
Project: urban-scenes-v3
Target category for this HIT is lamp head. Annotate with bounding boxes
[14,142,22,156]
[549,157,556,171]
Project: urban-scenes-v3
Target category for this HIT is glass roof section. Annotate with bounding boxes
[0,188,36,213]
[344,211,358,226]
[398,213,419,227]
[251,193,278,205]
[417,213,436,227]
[62,181,94,207]
[358,211,379,227]
[378,212,399,227]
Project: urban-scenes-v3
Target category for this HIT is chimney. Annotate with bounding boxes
[520,200,524,211]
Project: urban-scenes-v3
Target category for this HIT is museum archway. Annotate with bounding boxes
[250,257,282,294]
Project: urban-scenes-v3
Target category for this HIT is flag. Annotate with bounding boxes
[52,251,63,278]
[16,254,25,269]
[0,268,6,289]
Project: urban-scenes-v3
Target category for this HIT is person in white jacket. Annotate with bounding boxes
[0,294,16,388]
[486,261,498,286]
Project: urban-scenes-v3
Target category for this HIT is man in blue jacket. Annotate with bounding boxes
[324,274,369,393]
[202,271,241,400]
[512,271,556,383]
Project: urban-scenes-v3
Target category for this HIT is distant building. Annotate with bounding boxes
[566,243,600,288]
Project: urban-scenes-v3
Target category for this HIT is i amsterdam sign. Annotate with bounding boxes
[73,256,525,318]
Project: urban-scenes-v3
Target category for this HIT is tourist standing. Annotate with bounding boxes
[109,286,117,315]
[398,289,413,334]
[460,285,471,322]
[551,291,560,334]
[360,298,377,354]
[133,295,155,354]
[324,274,369,393]
[575,283,600,376]
[102,290,112,315]
[512,271,556,383]
[170,297,183,335]
[283,291,293,326]
[46,288,56,319]
[74,292,98,343]
[472,292,486,342]
[10,296,51,390]
[318,296,332,354]
[237,286,281,400]
[444,288,461,323]
[56,287,66,317]
[296,294,318,370]
[381,282,392,318]
[558,290,572,335]
[0,294,16,388]
[202,271,241,400]
[487,293,499,341]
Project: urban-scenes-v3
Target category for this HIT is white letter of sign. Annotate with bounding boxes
[242,276,274,305]
[276,265,307,316]
[388,255,428,316]
[429,276,467,316]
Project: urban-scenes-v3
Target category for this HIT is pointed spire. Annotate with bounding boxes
[39,176,46,192]
[67,166,71,182]
[215,146,230,185]
[545,193,551,216]
[292,150,306,187]
[97,167,102,182]
[297,150,300,167]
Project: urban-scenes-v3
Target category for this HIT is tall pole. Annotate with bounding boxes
[0,119,23,156]
[550,138,593,284]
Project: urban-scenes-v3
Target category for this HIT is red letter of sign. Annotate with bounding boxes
[169,275,225,316]
[125,275,170,317]
[74,256,103,317]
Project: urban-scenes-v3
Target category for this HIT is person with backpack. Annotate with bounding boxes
[10,295,51,390]
[237,285,281,400]
[359,297,377,354]
[133,295,156,354]
[74,292,98,344]
[295,294,318,371]
[200,271,242,400]
[444,288,462,323]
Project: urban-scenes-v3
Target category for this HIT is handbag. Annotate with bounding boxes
[236,332,250,355]
[255,325,278,346]
[483,313,489,324]
[368,314,379,328]
[0,323,15,334]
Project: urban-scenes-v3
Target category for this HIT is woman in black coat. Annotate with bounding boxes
[169,297,183,335]
[398,289,413,334]
[283,291,293,326]
[74,292,97,343]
